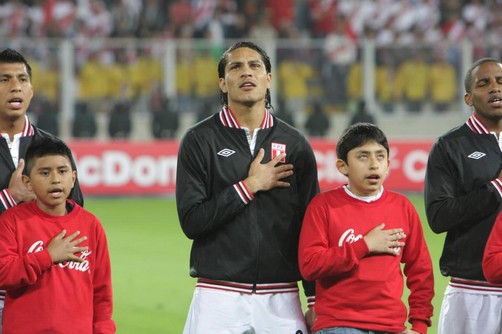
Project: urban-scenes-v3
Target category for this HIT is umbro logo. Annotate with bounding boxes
[217,149,236,157]
[467,151,486,159]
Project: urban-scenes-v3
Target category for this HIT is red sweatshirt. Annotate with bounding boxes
[483,212,502,284]
[298,187,434,334]
[0,200,115,334]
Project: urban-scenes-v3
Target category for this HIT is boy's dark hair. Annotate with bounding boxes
[217,41,272,109]
[0,48,32,80]
[464,58,502,93]
[336,123,389,163]
[24,137,73,175]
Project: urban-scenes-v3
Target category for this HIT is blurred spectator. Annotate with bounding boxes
[249,9,277,41]
[429,52,457,113]
[151,96,179,139]
[72,102,97,138]
[308,0,337,37]
[375,51,398,113]
[196,101,216,123]
[193,48,220,109]
[175,48,195,113]
[349,99,376,126]
[110,0,141,37]
[108,100,132,139]
[136,0,164,37]
[395,49,430,112]
[277,50,315,116]
[264,0,295,32]
[322,14,357,111]
[32,96,59,136]
[76,0,113,39]
[168,0,195,37]
[273,97,296,128]
[305,101,330,137]
[0,0,28,38]
[347,54,363,105]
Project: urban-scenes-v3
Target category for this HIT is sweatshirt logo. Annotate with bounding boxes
[338,229,363,247]
[468,151,486,159]
[271,142,286,163]
[28,240,91,273]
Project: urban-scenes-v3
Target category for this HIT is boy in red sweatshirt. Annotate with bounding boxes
[0,136,115,334]
[298,123,434,334]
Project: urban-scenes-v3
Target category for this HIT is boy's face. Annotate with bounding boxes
[22,154,76,215]
[336,140,389,197]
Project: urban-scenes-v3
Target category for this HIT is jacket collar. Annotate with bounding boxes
[218,106,274,129]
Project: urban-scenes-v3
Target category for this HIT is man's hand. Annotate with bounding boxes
[243,148,294,194]
[364,223,406,255]
[8,159,35,203]
[304,307,316,333]
[47,230,88,264]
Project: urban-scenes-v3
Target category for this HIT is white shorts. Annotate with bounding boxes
[438,278,502,334]
[183,279,308,334]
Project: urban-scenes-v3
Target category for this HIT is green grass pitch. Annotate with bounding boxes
[87,194,447,334]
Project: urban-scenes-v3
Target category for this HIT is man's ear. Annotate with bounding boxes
[22,175,32,191]
[336,159,348,177]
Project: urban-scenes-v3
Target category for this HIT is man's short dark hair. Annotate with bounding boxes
[336,123,389,163]
[464,58,502,93]
[0,48,32,80]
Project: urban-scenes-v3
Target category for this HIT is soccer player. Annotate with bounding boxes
[176,41,319,334]
[299,123,434,334]
[425,58,502,334]
[0,136,115,333]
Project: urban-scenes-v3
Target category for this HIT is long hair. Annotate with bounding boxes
[217,41,272,109]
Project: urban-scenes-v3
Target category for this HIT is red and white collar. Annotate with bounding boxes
[0,115,35,138]
[466,113,490,135]
[218,106,274,129]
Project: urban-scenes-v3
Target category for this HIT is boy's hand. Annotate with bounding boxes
[364,223,406,255]
[47,230,88,264]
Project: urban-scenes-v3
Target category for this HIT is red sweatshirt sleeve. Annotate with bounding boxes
[92,223,116,334]
[483,212,502,284]
[299,194,370,281]
[0,216,53,289]
[400,204,435,333]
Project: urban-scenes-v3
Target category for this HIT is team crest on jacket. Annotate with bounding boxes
[271,142,286,163]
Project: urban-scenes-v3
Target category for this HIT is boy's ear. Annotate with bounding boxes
[71,170,77,189]
[22,175,32,191]
[336,159,348,177]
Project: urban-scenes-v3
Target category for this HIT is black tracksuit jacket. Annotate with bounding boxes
[425,117,502,281]
[176,110,319,297]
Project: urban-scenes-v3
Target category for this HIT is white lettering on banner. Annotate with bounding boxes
[78,155,101,186]
[402,149,428,183]
[75,151,177,188]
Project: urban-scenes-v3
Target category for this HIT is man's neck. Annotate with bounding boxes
[0,117,25,141]
[229,104,265,131]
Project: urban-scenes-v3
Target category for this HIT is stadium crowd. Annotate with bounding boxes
[1,0,500,139]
